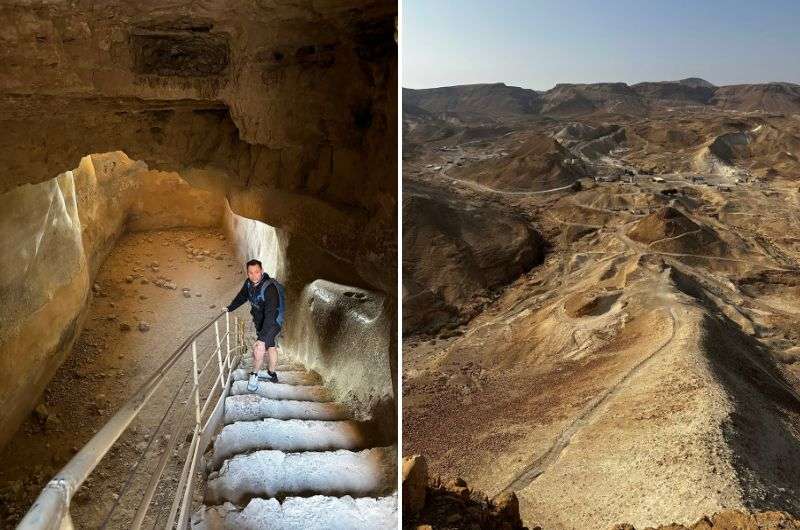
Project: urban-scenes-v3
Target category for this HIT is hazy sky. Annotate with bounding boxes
[403,0,800,89]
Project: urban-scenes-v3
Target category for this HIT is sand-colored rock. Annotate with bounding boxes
[402,454,428,515]
[0,154,224,451]
[288,280,396,441]
[401,469,528,530]
[0,0,397,294]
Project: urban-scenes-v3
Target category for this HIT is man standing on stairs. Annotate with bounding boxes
[224,259,284,391]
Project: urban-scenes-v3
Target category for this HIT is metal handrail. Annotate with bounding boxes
[17,310,246,530]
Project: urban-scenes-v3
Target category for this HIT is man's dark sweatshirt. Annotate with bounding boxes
[226,272,280,344]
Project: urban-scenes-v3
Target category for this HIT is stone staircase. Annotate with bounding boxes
[191,359,397,529]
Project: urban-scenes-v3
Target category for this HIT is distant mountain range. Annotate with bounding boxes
[403,79,800,118]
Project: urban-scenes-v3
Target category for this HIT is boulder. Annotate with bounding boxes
[402,454,428,516]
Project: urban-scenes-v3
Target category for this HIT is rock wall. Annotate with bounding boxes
[402,455,527,530]
[128,170,224,232]
[289,280,395,441]
[222,201,284,278]
[0,173,90,454]
[0,0,397,295]
[0,153,224,450]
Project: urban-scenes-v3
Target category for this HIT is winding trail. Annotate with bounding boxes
[455,177,577,197]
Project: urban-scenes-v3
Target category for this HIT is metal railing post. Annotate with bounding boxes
[225,311,231,370]
[235,316,240,351]
[176,431,201,530]
[165,426,198,529]
[176,340,203,529]
[191,341,200,427]
[214,321,225,390]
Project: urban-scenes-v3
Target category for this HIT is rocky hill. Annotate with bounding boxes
[405,79,800,119]
[403,83,541,118]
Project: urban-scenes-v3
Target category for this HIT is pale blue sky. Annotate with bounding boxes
[403,0,800,89]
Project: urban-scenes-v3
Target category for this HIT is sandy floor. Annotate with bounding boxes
[0,228,250,528]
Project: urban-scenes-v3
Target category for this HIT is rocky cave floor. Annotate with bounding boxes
[0,228,246,528]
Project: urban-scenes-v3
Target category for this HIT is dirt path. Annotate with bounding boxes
[500,270,679,495]
[0,228,246,528]
[459,179,577,196]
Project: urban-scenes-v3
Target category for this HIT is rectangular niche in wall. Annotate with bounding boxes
[130,25,230,77]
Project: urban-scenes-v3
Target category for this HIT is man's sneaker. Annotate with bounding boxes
[257,370,279,383]
[246,372,259,392]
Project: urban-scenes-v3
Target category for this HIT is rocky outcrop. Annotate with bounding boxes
[288,280,396,442]
[402,454,428,515]
[404,79,800,120]
[541,82,647,117]
[403,83,541,118]
[708,131,752,163]
[631,78,716,106]
[711,83,800,113]
[403,179,544,334]
[402,455,528,530]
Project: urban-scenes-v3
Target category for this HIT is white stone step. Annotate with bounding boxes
[224,395,349,424]
[229,380,332,402]
[205,447,396,505]
[192,494,397,530]
[231,368,321,386]
[209,419,374,469]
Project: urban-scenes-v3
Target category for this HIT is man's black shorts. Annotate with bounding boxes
[259,325,281,348]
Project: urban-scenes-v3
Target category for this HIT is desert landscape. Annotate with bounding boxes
[402,79,800,529]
